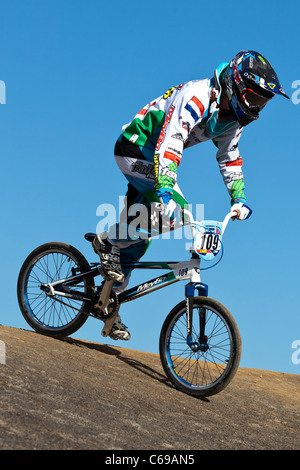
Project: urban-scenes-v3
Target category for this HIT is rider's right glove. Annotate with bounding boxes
[157,189,181,227]
[230,202,252,220]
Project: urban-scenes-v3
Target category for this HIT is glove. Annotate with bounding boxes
[157,190,181,227]
[230,202,252,220]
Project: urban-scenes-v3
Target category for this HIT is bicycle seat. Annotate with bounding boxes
[84,233,96,242]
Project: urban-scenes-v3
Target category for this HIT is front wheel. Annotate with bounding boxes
[17,242,95,338]
[159,297,241,397]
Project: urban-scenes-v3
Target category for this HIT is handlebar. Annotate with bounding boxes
[222,211,238,232]
[156,202,237,234]
[182,209,237,238]
[181,209,238,263]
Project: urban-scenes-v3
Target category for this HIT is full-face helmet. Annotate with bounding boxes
[222,50,289,126]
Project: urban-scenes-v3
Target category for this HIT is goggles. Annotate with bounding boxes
[240,88,270,110]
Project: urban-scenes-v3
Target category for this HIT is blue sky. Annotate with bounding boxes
[1,0,299,374]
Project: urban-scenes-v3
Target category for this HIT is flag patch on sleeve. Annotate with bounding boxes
[184,96,204,122]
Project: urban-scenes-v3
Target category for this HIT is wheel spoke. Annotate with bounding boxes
[24,249,88,330]
[163,301,239,395]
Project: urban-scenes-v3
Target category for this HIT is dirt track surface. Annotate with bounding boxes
[0,325,299,450]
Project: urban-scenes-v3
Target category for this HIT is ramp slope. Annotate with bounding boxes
[0,325,299,450]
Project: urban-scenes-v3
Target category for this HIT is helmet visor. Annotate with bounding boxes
[241,88,270,110]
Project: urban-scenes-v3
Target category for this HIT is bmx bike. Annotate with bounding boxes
[17,209,241,397]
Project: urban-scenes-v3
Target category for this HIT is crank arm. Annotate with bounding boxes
[94,279,114,314]
[101,311,118,337]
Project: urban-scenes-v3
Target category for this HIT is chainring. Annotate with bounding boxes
[91,290,119,320]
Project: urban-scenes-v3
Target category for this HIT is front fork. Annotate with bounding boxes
[185,282,209,352]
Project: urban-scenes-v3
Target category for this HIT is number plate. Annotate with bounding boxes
[193,221,223,261]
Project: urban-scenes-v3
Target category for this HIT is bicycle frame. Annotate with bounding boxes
[115,209,234,304]
[118,257,207,302]
[41,255,207,306]
[40,211,235,339]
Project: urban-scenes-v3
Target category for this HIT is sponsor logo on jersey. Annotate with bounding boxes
[156,105,175,150]
[131,160,155,179]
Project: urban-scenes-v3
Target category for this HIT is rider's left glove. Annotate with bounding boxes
[230,202,252,220]
[157,190,181,227]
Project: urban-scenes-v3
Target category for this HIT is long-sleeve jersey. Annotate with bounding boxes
[120,74,246,204]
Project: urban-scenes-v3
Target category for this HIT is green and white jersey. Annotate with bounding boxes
[117,78,246,205]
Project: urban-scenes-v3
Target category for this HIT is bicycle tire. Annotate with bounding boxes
[17,242,95,338]
[159,296,241,397]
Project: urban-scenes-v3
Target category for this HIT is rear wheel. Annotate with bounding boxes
[159,297,241,397]
[17,242,95,338]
